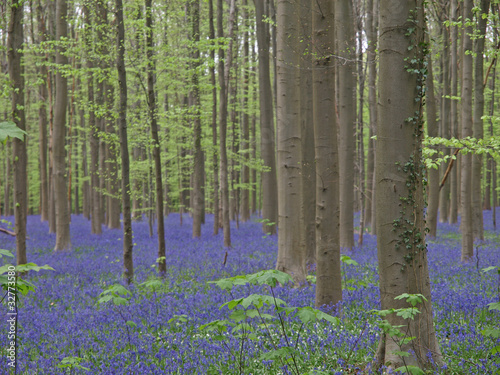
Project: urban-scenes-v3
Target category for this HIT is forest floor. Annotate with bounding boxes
[0,211,499,374]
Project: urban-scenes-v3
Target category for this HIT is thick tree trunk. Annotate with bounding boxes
[275,0,305,284]
[145,0,166,274]
[472,0,490,240]
[254,0,278,235]
[376,1,442,369]
[191,0,204,238]
[312,0,341,307]
[116,0,133,283]
[336,0,356,250]
[461,0,474,261]
[53,0,71,251]
[9,0,28,264]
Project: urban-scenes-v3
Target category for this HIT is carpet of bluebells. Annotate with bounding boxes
[0,211,499,374]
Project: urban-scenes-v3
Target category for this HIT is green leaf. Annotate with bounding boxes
[488,302,500,312]
[394,293,427,307]
[392,350,411,357]
[0,121,27,143]
[482,266,499,273]
[395,365,425,375]
[341,255,359,266]
[0,249,14,259]
[481,327,500,338]
[126,320,137,328]
[259,347,295,361]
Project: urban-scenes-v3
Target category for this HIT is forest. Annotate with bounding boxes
[1,0,500,374]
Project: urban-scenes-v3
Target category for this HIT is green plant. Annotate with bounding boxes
[370,293,428,375]
[200,270,340,375]
[57,356,90,374]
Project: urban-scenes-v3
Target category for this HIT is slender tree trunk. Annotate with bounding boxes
[485,26,497,211]
[312,0,341,307]
[240,0,250,223]
[449,0,459,224]
[116,0,133,283]
[53,0,71,251]
[472,0,490,240]
[251,59,258,215]
[145,0,166,274]
[426,48,439,238]
[275,0,305,284]
[439,22,450,224]
[209,0,219,235]
[336,0,356,250]
[299,0,315,267]
[9,0,28,264]
[461,0,474,261]
[85,3,102,235]
[375,1,442,369]
[191,0,204,238]
[37,0,49,223]
[218,0,235,248]
[254,0,278,235]
[80,105,90,220]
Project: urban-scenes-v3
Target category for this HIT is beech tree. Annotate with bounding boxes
[9,0,28,264]
[375,0,441,369]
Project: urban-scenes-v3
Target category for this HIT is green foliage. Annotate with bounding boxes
[57,356,90,373]
[97,284,131,307]
[0,121,27,143]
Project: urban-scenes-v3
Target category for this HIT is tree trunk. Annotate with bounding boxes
[254,0,278,235]
[336,0,356,250]
[209,0,219,235]
[312,0,341,307]
[472,0,490,240]
[116,0,133,283]
[426,48,439,238]
[217,0,235,248]
[461,0,474,261]
[9,0,28,264]
[240,0,250,223]
[145,0,166,274]
[80,105,90,220]
[191,0,204,238]
[275,0,305,284]
[53,0,71,251]
[36,0,49,223]
[298,0,315,268]
[439,21,450,224]
[376,1,442,369]
[448,0,459,224]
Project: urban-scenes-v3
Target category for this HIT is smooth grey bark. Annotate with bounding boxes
[312,0,341,307]
[53,0,71,251]
[336,0,356,250]
[439,21,450,224]
[376,0,442,369]
[80,105,90,220]
[254,0,278,235]
[461,0,474,261]
[448,0,458,224]
[9,0,28,264]
[116,0,133,283]
[208,0,219,235]
[36,0,49,223]
[275,0,305,284]
[145,0,166,274]
[472,0,490,241]
[426,50,439,238]
[240,0,250,223]
[191,0,204,238]
[218,0,235,247]
[298,0,315,267]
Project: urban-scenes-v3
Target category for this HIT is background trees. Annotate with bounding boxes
[2,0,500,370]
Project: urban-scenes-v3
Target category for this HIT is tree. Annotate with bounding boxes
[275,0,305,284]
[9,0,28,264]
[145,0,166,274]
[116,0,133,283]
[254,0,278,236]
[53,0,71,251]
[240,0,250,223]
[375,0,442,369]
[191,0,204,238]
[312,0,341,308]
[336,0,356,250]
[461,0,474,261]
